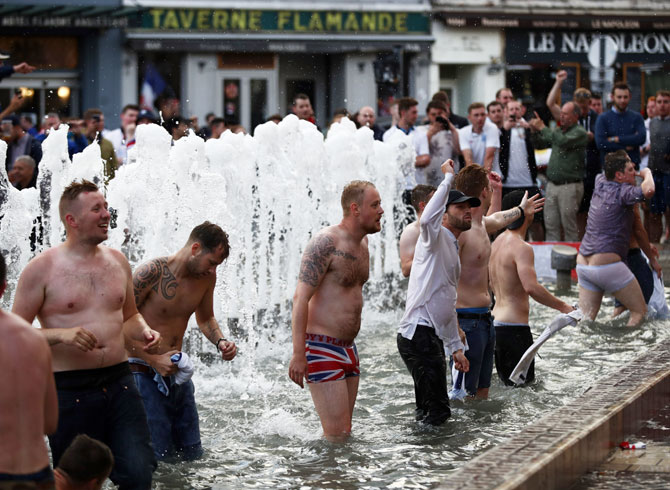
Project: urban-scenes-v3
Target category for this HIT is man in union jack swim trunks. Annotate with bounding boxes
[289,180,384,442]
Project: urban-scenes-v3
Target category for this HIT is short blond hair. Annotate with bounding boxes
[59,179,99,224]
[341,180,375,216]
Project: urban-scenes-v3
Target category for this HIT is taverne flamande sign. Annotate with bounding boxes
[137,9,430,34]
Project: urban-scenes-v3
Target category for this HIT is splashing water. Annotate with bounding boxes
[3,119,668,489]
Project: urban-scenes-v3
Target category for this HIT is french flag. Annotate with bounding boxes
[140,63,166,111]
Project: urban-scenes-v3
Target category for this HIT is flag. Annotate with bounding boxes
[140,63,167,111]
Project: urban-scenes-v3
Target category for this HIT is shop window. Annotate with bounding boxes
[250,79,268,132]
[223,79,241,125]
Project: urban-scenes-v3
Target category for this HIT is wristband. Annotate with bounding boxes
[517,205,525,221]
[216,338,227,351]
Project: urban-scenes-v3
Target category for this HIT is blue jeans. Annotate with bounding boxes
[133,372,203,461]
[457,310,495,395]
[49,363,156,490]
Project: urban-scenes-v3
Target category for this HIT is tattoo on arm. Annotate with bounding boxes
[133,258,178,306]
[333,249,357,260]
[502,208,521,221]
[201,317,223,344]
[298,234,335,287]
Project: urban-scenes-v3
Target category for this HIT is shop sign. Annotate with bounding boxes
[506,30,670,63]
[0,15,129,28]
[136,9,430,34]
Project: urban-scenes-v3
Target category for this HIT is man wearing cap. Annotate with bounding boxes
[2,114,42,177]
[397,159,471,425]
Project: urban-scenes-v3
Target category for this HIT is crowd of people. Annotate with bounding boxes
[1,59,669,487]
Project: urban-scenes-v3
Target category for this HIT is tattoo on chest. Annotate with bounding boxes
[133,258,178,305]
[298,234,359,287]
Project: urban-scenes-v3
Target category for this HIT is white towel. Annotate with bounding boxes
[171,352,195,385]
[508,308,583,386]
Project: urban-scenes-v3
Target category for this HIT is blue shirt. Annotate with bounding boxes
[594,107,646,165]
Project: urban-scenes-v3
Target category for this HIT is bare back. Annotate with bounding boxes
[398,221,420,277]
[300,225,370,341]
[456,216,493,308]
[489,231,531,324]
[12,244,131,371]
[0,311,57,474]
[134,257,213,353]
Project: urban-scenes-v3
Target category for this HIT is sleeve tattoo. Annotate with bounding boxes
[298,234,335,287]
[133,258,178,306]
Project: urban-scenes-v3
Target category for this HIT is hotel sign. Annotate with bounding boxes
[137,9,430,34]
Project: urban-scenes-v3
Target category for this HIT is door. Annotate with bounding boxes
[216,70,278,134]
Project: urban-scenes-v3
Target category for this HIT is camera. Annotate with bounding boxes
[435,116,450,130]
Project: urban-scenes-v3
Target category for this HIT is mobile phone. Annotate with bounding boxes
[14,88,22,98]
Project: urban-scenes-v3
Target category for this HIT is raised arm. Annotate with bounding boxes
[485,192,544,234]
[195,281,236,360]
[640,168,655,199]
[419,160,454,245]
[288,233,334,388]
[515,245,573,313]
[545,70,566,121]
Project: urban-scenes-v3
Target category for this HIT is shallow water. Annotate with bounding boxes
[150,286,670,489]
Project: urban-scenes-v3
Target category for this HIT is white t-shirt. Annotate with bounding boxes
[384,125,430,189]
[458,121,499,168]
[102,128,127,165]
[414,126,456,187]
[505,127,534,187]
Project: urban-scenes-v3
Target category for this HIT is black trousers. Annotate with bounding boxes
[494,324,534,386]
[397,325,451,425]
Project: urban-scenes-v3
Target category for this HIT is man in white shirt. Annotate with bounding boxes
[459,103,499,171]
[398,185,435,278]
[415,100,461,185]
[397,159,471,425]
[103,104,139,166]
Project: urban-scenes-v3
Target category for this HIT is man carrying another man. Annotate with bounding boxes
[577,150,655,327]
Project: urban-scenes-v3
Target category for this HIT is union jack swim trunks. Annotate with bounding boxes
[305,333,360,383]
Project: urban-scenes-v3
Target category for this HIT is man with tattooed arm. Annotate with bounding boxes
[12,180,160,490]
[130,221,237,460]
[288,180,384,441]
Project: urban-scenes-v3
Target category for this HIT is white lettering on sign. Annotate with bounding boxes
[528,32,670,54]
[528,32,555,53]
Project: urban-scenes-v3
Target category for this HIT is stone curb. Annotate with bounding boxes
[438,338,670,489]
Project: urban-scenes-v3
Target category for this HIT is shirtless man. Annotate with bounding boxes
[398,184,435,277]
[288,180,384,441]
[489,190,573,386]
[577,150,655,326]
[130,221,237,460]
[12,180,160,490]
[453,165,543,398]
[0,252,58,488]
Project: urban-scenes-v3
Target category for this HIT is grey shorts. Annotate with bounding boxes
[576,262,635,294]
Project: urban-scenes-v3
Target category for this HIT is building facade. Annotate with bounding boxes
[431,0,670,114]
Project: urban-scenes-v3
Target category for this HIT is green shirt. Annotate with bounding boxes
[532,124,588,183]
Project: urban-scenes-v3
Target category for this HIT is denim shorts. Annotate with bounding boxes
[50,362,156,490]
[457,310,495,395]
[133,371,203,461]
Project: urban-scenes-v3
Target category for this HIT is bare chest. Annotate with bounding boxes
[461,227,492,269]
[328,247,370,288]
[45,264,126,314]
[145,277,207,318]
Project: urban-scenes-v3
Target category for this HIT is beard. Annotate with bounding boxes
[447,214,472,232]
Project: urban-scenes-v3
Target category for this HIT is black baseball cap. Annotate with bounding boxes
[137,109,159,124]
[447,190,480,208]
